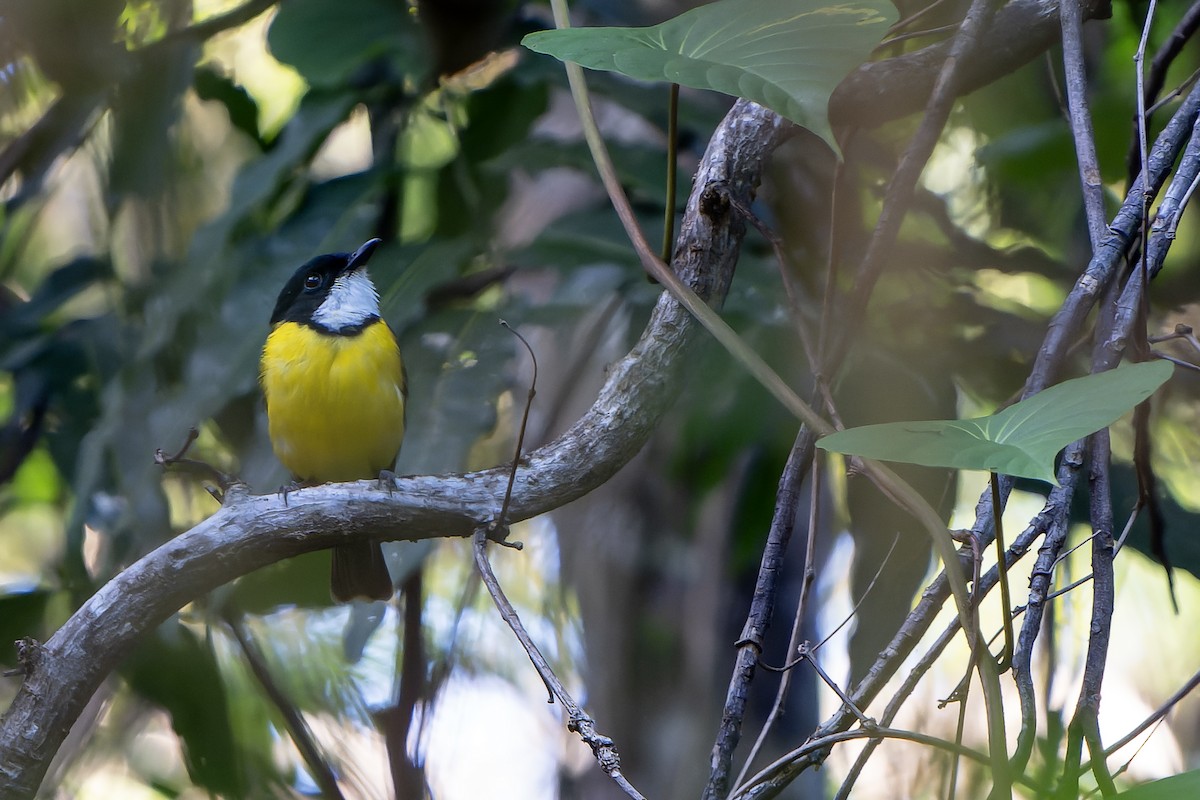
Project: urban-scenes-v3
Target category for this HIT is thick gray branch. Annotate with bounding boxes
[831,0,1111,128]
[0,101,788,799]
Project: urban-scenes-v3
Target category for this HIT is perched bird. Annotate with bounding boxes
[260,238,406,601]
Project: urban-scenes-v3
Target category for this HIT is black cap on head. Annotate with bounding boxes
[269,239,382,326]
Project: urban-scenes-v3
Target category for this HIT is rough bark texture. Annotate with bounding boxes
[0,99,787,800]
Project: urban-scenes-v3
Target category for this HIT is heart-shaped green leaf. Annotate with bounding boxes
[521,0,896,153]
[1114,771,1200,799]
[818,361,1174,484]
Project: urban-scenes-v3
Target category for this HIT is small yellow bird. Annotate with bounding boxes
[260,238,406,601]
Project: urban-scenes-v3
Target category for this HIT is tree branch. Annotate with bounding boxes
[474,529,646,799]
[1030,78,1200,394]
[0,95,788,798]
[830,0,1112,128]
[1060,0,1108,248]
[703,428,817,800]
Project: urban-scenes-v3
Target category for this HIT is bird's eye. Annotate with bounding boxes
[304,273,322,290]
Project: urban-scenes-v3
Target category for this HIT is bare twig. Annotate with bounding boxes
[662,83,680,263]
[824,0,1000,373]
[472,529,645,799]
[1124,0,1200,182]
[155,426,231,499]
[734,725,1045,800]
[1146,66,1200,117]
[799,643,873,727]
[1011,440,1084,773]
[706,428,817,800]
[877,23,959,49]
[224,612,347,800]
[887,0,957,34]
[1060,0,1108,247]
[814,533,901,653]
[732,457,825,788]
[0,85,773,794]
[495,320,538,533]
[1100,667,1200,760]
[1058,432,1119,799]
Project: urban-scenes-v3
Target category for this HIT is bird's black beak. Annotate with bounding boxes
[345,238,382,274]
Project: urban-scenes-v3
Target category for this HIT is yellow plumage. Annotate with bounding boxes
[261,318,406,482]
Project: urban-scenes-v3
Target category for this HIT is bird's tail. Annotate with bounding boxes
[331,541,393,602]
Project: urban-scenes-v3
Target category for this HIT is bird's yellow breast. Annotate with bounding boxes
[261,319,406,482]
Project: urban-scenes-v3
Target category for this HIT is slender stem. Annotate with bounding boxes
[707,429,816,800]
[1011,445,1082,774]
[472,530,646,800]
[732,459,823,789]
[734,726,1044,800]
[1100,667,1200,759]
[1125,0,1200,181]
[991,473,1015,671]
[496,320,538,529]
[948,666,970,800]
[800,644,871,726]
[224,614,347,800]
[948,532,982,800]
[1060,0,1108,248]
[814,532,900,652]
[546,1,1011,793]
[662,83,680,263]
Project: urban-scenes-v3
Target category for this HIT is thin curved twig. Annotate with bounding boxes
[546,3,1006,793]
[224,612,347,800]
[1011,442,1083,773]
[824,0,1001,374]
[733,725,1045,800]
[473,529,645,799]
[1124,0,1200,183]
[0,87,778,798]
[1099,667,1200,761]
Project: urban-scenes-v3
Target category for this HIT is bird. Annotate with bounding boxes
[260,237,406,602]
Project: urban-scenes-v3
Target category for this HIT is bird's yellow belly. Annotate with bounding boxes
[261,320,406,482]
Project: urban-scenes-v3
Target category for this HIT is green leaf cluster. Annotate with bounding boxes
[818,361,1175,484]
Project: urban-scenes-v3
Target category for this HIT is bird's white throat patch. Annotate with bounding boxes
[313,269,380,331]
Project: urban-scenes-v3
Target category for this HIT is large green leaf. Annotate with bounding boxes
[1115,771,1200,799]
[521,0,896,152]
[817,361,1174,484]
[267,0,425,88]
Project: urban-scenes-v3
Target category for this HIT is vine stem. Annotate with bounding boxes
[545,3,1008,794]
[472,529,646,800]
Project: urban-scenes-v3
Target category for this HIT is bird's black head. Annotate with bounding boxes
[270,238,382,331]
